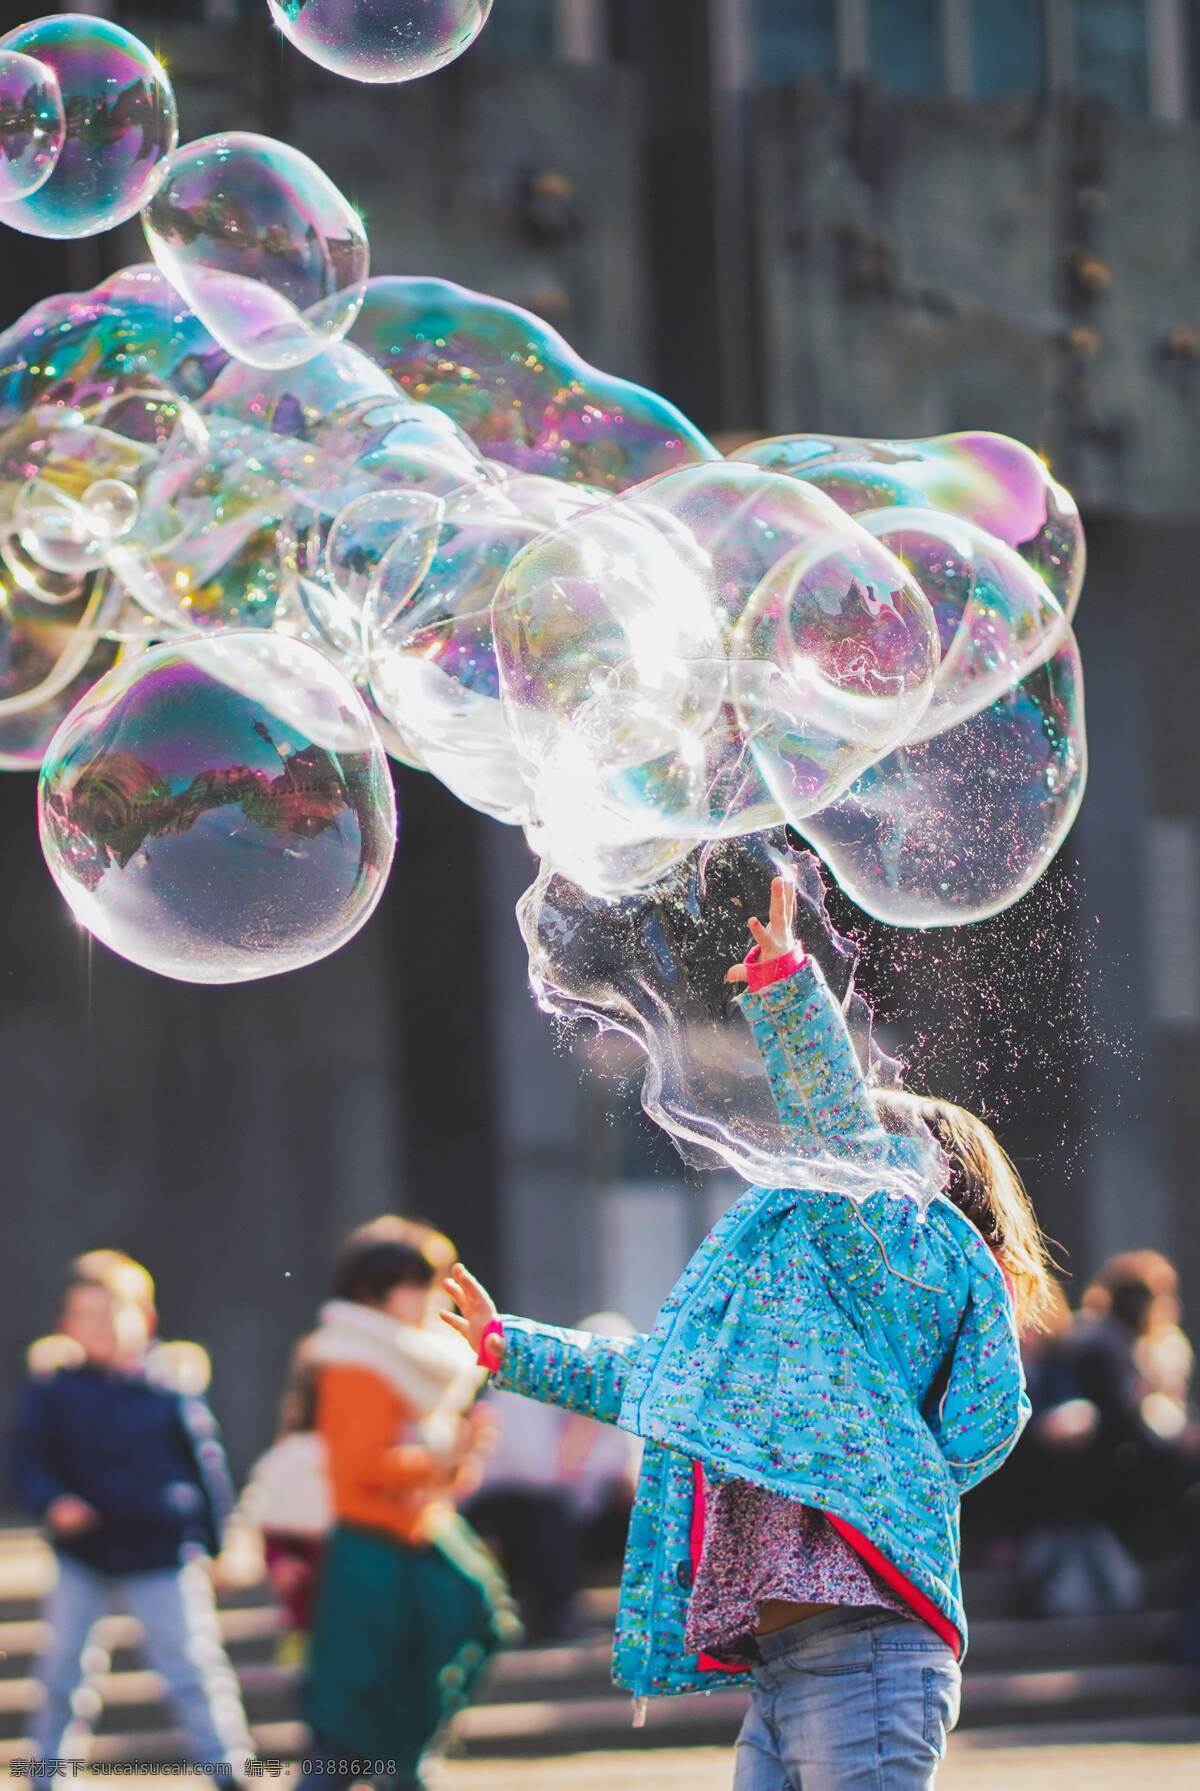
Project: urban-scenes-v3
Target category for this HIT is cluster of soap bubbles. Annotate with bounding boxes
[0,10,1087,1189]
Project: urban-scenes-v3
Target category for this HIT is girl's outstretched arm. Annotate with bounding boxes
[443,1264,645,1427]
[728,875,886,1160]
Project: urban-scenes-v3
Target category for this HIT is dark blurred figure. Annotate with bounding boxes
[467,1311,641,1643]
[971,1252,1200,1640]
[1064,1252,1198,1546]
[8,1251,252,1784]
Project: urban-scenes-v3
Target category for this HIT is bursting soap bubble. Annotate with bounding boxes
[267,0,494,84]
[143,133,370,371]
[38,634,396,982]
[0,16,176,239]
[521,831,940,1198]
[0,49,64,201]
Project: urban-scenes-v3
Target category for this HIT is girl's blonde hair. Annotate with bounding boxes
[881,1091,1059,1332]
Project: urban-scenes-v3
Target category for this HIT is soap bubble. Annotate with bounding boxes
[108,412,330,633]
[797,634,1087,927]
[0,16,176,239]
[856,507,1068,739]
[39,633,396,983]
[368,478,602,820]
[349,276,719,489]
[0,569,121,768]
[0,266,226,433]
[267,0,493,84]
[520,831,939,1199]
[0,49,64,201]
[734,431,1084,620]
[143,133,369,371]
[493,462,940,875]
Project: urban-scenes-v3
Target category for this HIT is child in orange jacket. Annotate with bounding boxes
[299,1218,515,1791]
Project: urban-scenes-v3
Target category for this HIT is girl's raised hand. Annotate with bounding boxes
[441,1262,504,1369]
[726,874,800,984]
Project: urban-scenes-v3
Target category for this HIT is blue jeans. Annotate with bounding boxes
[732,1608,961,1791]
[30,1552,252,1777]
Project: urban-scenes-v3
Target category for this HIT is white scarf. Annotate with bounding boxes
[306,1299,484,1448]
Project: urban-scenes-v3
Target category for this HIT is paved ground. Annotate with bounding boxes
[8,1738,1200,1791]
[435,1736,1200,1790]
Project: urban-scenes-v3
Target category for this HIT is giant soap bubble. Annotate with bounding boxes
[368,475,600,821]
[0,48,64,201]
[267,0,493,83]
[0,266,226,431]
[0,261,1089,1004]
[350,277,720,489]
[734,431,1084,619]
[493,460,941,880]
[38,634,396,982]
[0,16,176,239]
[797,634,1087,926]
[143,134,369,371]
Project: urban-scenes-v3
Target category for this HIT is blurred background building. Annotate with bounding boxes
[0,0,1198,1472]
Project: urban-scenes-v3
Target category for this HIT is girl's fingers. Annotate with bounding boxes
[725,964,748,983]
[439,1310,470,1337]
[748,916,768,947]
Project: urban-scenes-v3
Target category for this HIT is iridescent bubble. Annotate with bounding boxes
[0,569,121,769]
[143,133,369,371]
[0,49,64,201]
[520,832,938,1197]
[855,507,1068,738]
[733,431,1084,619]
[493,462,940,874]
[331,489,443,624]
[369,478,603,820]
[0,266,226,433]
[0,17,176,239]
[39,633,396,983]
[110,412,326,633]
[349,276,719,490]
[797,634,1087,927]
[267,0,493,84]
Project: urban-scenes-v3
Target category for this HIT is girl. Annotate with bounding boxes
[300,1218,516,1791]
[444,875,1053,1790]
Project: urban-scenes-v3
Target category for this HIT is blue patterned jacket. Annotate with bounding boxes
[497,961,1029,1698]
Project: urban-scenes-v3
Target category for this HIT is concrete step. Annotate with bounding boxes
[0,1659,298,1733]
[0,1605,1179,1727]
[2,1651,1190,1761]
[0,1605,284,1678]
[451,1657,1200,1756]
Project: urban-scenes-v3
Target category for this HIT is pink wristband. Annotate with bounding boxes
[477,1319,504,1370]
[744,944,808,993]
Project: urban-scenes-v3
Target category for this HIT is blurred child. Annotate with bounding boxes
[9,1253,253,1782]
[300,1218,517,1791]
